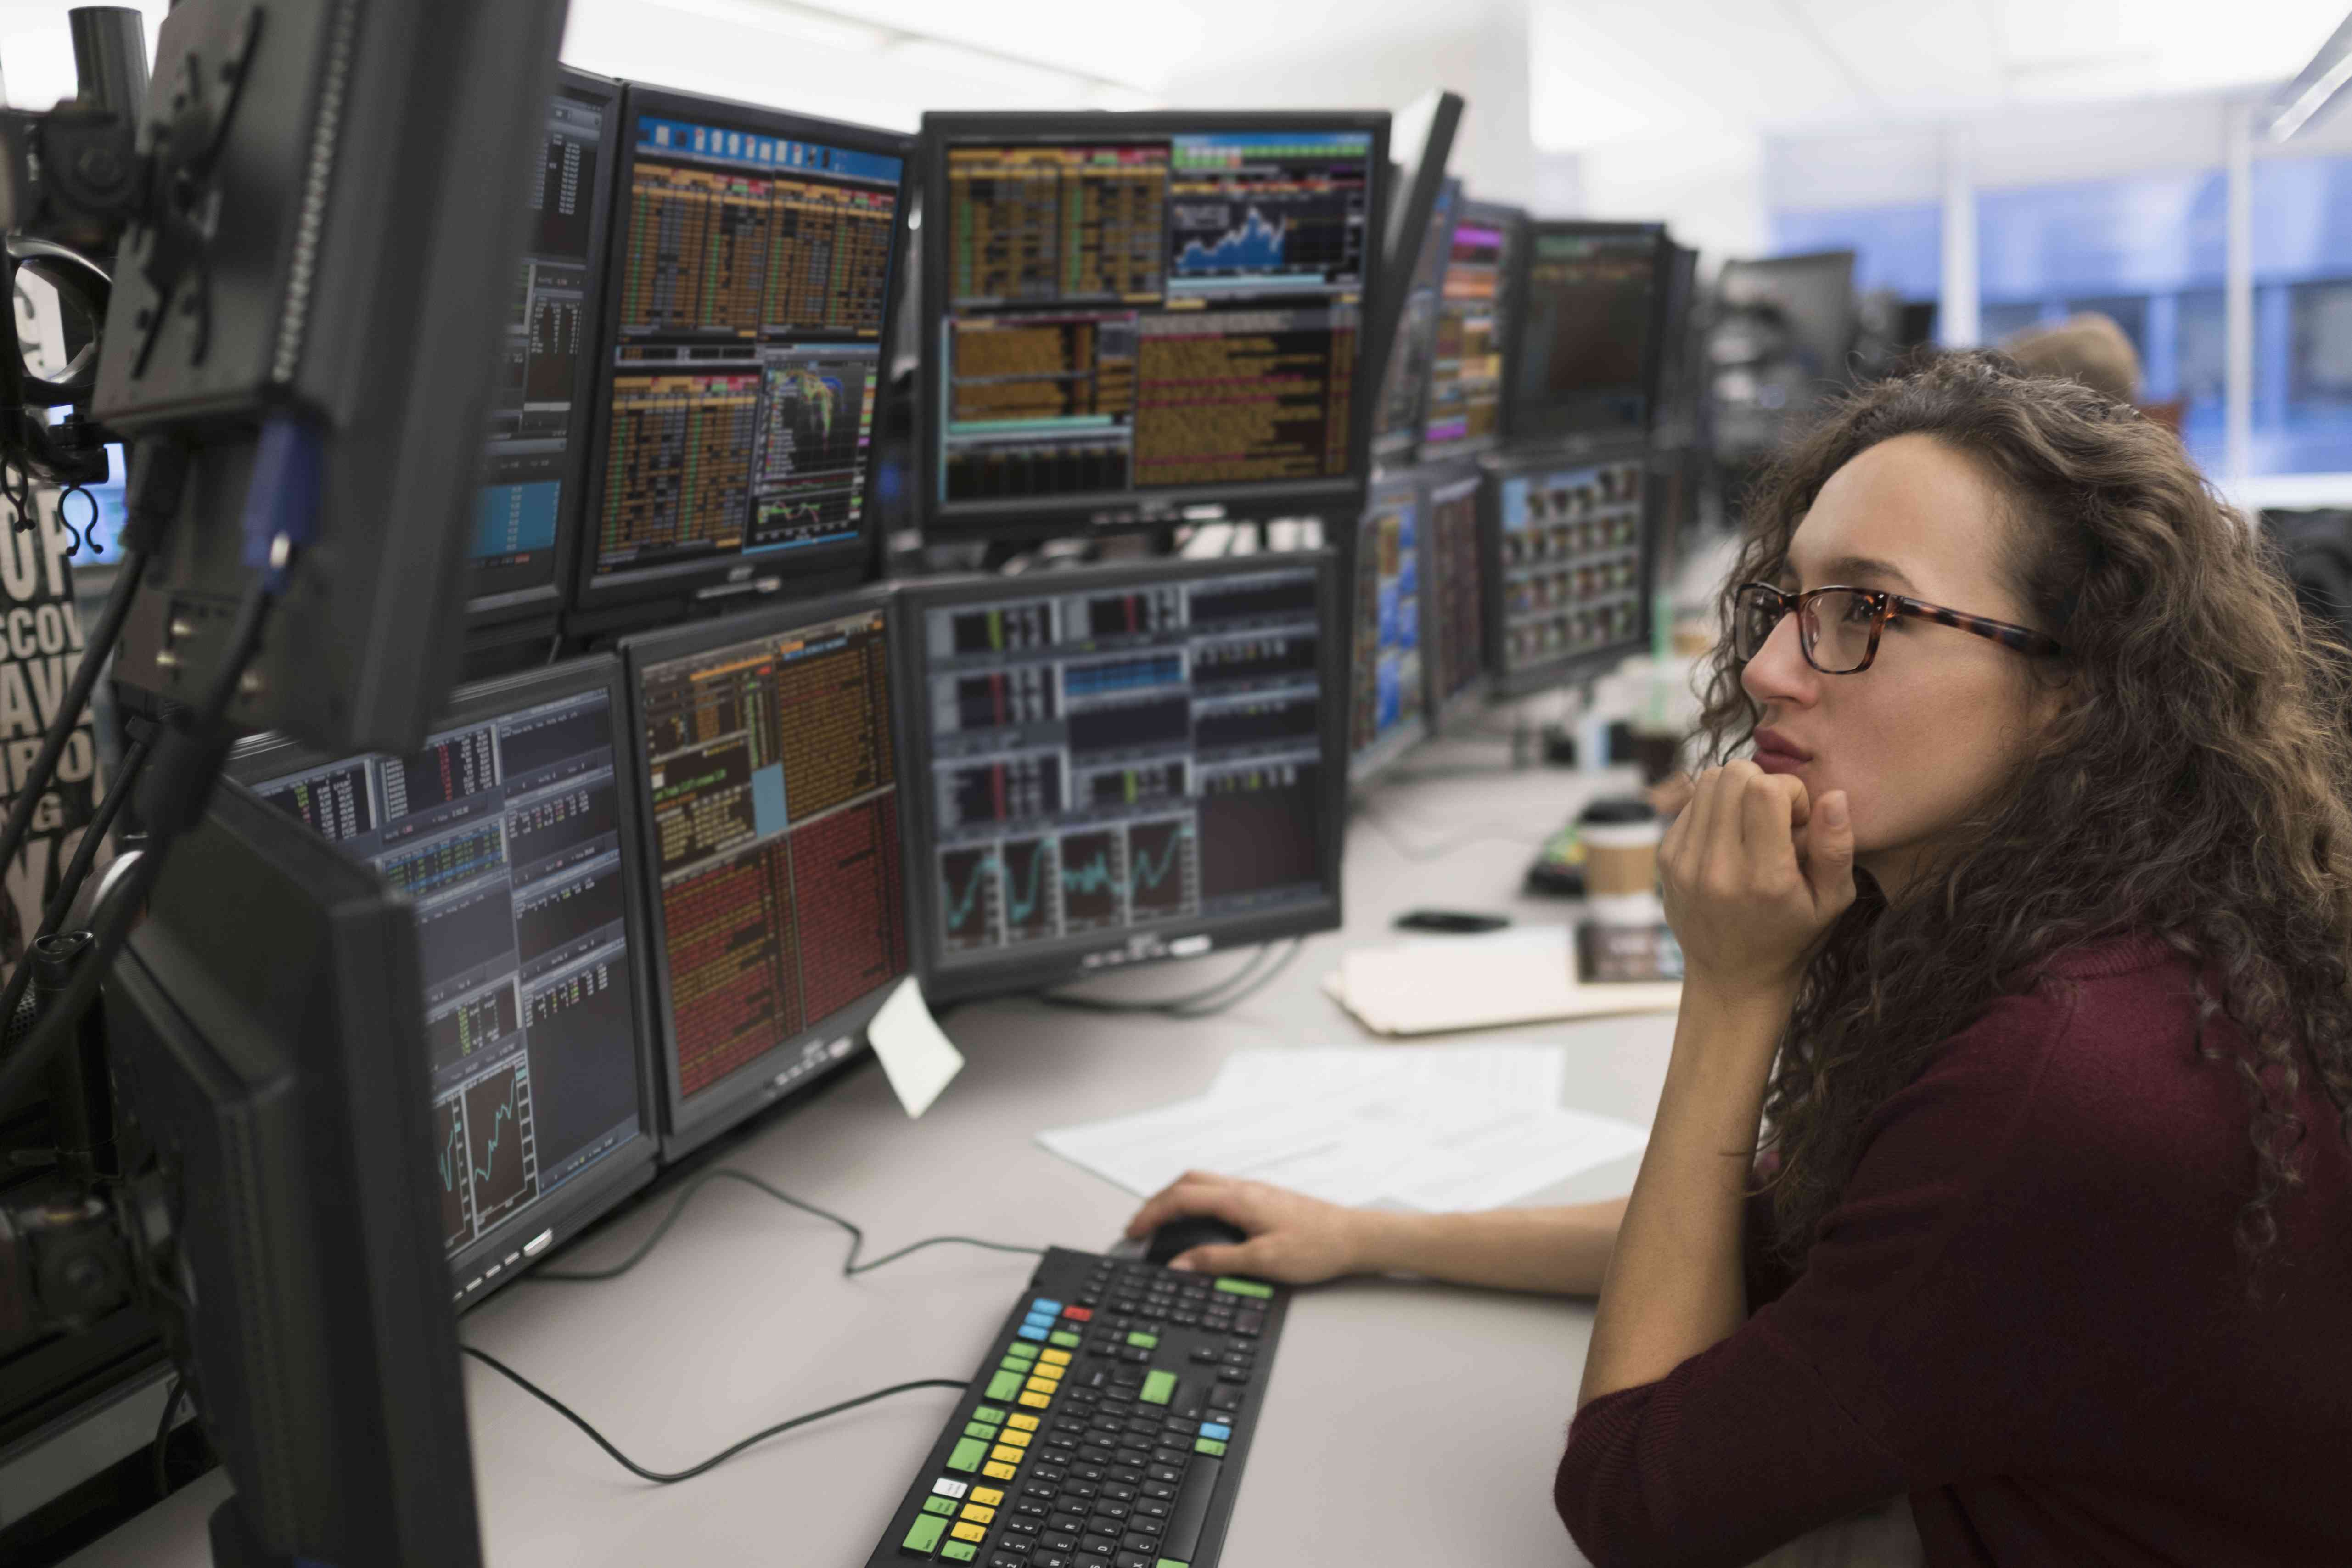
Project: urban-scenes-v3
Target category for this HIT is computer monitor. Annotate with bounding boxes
[105,781,484,1567]
[1417,463,1488,728]
[227,656,659,1306]
[1482,448,1656,698]
[1652,240,1704,451]
[1347,474,1428,782]
[1368,177,1459,470]
[900,555,1346,1001]
[918,112,1389,541]
[466,67,621,634]
[1711,250,1857,463]
[572,84,914,631]
[1505,220,1670,449]
[621,591,909,1154]
[1420,197,1523,463]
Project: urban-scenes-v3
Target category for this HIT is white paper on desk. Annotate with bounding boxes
[1384,1103,1649,1212]
[1330,926,1683,1035]
[1207,1044,1566,1110]
[866,976,963,1118]
[1038,1079,1644,1212]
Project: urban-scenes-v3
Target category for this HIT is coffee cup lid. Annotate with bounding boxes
[1578,796,1657,826]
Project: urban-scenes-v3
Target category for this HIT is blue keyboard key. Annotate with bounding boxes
[1198,1422,1231,1441]
[1031,1298,1062,1315]
[1016,1325,1048,1341]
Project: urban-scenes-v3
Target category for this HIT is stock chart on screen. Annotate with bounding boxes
[926,116,1384,534]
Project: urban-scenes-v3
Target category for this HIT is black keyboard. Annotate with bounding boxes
[865,1246,1288,1568]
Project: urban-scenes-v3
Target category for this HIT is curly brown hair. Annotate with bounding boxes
[1692,349,2352,1281]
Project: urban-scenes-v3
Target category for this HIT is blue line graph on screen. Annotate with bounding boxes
[944,850,998,933]
[1005,843,1053,928]
[1178,206,1287,274]
[473,1078,520,1185]
[437,1107,465,1194]
[1126,824,1191,894]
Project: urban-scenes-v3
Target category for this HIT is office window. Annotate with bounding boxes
[1768,203,1941,304]
[1977,171,2227,471]
[2251,155,2352,476]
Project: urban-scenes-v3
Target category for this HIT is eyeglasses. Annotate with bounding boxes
[1733,582,2065,674]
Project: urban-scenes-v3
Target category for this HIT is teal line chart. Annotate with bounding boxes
[454,1056,541,1237]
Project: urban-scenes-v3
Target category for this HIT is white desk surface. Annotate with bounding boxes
[68,746,1677,1568]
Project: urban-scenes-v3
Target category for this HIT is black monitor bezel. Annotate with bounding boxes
[570,81,915,621]
[466,64,623,633]
[617,585,910,1157]
[895,553,1348,1002]
[222,653,663,1304]
[1478,444,1661,701]
[1413,456,1492,732]
[1364,93,1462,471]
[107,782,485,1565]
[1418,197,1526,466]
[1501,218,1672,450]
[916,110,1392,544]
[1345,469,1432,786]
[1370,175,1462,472]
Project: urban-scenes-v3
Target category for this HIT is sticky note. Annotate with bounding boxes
[868,975,963,1118]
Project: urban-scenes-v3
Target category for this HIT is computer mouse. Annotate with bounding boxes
[1145,1214,1249,1267]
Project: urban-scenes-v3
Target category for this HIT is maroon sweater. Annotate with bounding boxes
[1555,931,2352,1567]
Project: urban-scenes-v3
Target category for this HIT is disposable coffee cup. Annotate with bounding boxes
[1581,818,1662,902]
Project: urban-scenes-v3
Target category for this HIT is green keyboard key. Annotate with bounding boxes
[1140,1370,1176,1405]
[1194,1437,1227,1456]
[903,1514,947,1553]
[946,1436,988,1473]
[922,1496,956,1517]
[1049,1330,1081,1347]
[941,1544,978,1563]
[1003,1342,1037,1361]
[972,1405,1007,1424]
[964,1421,997,1440]
[1156,1560,1191,1568]
[985,1370,1023,1402]
[1127,1332,1158,1349]
[1213,1277,1273,1299]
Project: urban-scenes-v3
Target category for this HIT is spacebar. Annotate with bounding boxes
[1162,1455,1224,1562]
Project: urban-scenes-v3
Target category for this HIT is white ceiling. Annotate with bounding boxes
[1529,0,2352,150]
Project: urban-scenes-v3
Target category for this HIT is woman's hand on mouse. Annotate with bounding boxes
[1123,1170,1370,1283]
[1659,761,1856,1001]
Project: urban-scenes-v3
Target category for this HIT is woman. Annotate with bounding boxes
[1124,352,2352,1565]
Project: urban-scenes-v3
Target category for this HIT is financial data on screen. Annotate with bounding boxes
[589,98,904,596]
[632,606,908,1105]
[1422,202,1517,461]
[247,686,647,1269]
[914,566,1330,976]
[930,122,1381,527]
[1495,456,1647,682]
[1349,486,1426,779]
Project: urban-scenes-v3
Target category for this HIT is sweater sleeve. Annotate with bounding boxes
[1555,987,2077,1568]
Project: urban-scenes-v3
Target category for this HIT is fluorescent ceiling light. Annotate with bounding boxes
[2266,14,2352,142]
[889,37,1085,97]
[649,0,888,53]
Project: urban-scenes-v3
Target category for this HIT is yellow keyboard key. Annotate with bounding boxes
[1038,1349,1071,1367]
[1000,1429,1032,1449]
[1016,1392,1050,1409]
[970,1488,1004,1506]
[949,1521,986,1544]
[1006,1415,1039,1433]
[989,1444,1022,1465]
[1023,1376,1057,1395]
[960,1504,996,1524]
[982,1461,1017,1480]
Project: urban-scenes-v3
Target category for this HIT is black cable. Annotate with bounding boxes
[0,576,276,1112]
[0,729,154,1031]
[460,1347,965,1486]
[528,1166,1044,1285]
[1160,937,1302,1018]
[151,1376,182,1499]
[1028,942,1280,1017]
[0,543,147,880]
